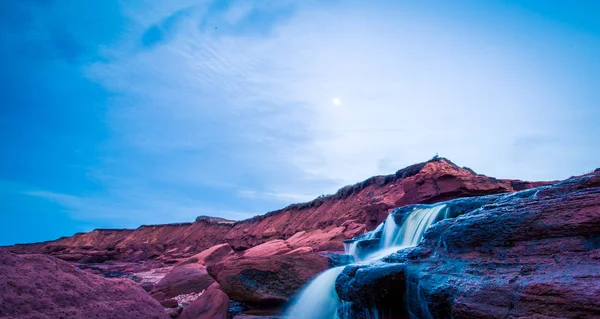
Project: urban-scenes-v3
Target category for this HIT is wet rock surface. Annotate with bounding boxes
[336,173,600,318]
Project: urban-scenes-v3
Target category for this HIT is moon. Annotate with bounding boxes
[332,97,341,105]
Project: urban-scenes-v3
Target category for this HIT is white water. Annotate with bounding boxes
[367,205,448,261]
[286,204,448,319]
[285,266,345,319]
[344,223,383,260]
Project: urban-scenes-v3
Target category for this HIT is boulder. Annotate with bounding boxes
[161,298,180,308]
[284,247,313,255]
[179,283,229,319]
[152,264,216,298]
[242,240,291,258]
[176,244,234,267]
[0,249,168,319]
[208,252,329,306]
[285,227,346,250]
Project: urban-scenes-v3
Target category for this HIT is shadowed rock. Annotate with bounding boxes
[208,252,328,306]
[179,283,229,319]
[151,264,216,298]
[0,249,168,319]
[335,173,600,318]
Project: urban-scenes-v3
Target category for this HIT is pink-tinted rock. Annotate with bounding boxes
[161,298,179,308]
[179,283,229,319]
[284,247,313,255]
[141,281,155,292]
[285,227,345,250]
[176,243,234,267]
[0,249,168,319]
[208,252,329,306]
[8,158,545,261]
[166,307,183,318]
[242,240,291,258]
[152,264,215,298]
[336,173,600,318]
[151,291,167,301]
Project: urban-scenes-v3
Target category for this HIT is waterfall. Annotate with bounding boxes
[367,205,447,261]
[286,204,448,319]
[344,223,383,260]
[285,266,345,319]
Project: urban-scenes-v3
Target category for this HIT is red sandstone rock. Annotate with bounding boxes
[284,247,314,255]
[336,172,600,318]
[285,227,346,250]
[242,240,291,258]
[179,283,229,319]
[177,243,235,267]
[152,264,216,298]
[7,159,546,262]
[208,252,329,306]
[161,298,179,308]
[0,249,168,319]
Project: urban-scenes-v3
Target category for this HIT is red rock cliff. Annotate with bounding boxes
[7,158,548,262]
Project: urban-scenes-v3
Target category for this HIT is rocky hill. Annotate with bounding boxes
[6,158,547,264]
[335,170,600,318]
[2,158,597,319]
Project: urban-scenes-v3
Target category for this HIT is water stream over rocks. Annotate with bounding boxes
[286,204,449,319]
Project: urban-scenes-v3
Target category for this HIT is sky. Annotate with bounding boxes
[1,0,599,245]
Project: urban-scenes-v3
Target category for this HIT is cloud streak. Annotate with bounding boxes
[2,0,599,244]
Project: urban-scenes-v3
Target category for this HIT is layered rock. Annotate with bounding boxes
[179,283,229,319]
[0,249,168,319]
[335,172,600,318]
[6,158,545,263]
[208,250,329,306]
[151,263,216,299]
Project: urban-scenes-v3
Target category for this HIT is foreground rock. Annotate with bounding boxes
[7,158,546,262]
[151,263,216,299]
[0,249,168,319]
[336,172,600,318]
[208,251,329,306]
[179,283,229,319]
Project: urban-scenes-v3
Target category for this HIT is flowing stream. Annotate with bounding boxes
[285,204,448,319]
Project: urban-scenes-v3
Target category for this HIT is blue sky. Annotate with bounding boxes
[1,0,599,245]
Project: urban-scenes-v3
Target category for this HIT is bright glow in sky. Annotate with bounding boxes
[1,0,599,245]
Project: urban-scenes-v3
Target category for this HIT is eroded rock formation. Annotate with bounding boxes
[335,172,600,318]
[7,158,545,264]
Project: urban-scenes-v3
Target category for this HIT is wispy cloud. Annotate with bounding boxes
[2,0,599,243]
[82,0,600,223]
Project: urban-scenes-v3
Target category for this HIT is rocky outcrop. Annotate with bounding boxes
[242,240,292,258]
[208,251,329,306]
[0,249,168,319]
[179,282,229,319]
[176,243,235,267]
[151,263,216,299]
[6,158,546,263]
[335,172,600,318]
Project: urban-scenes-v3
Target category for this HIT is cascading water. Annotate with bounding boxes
[367,205,448,261]
[286,204,448,319]
[344,223,383,260]
[284,266,345,319]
